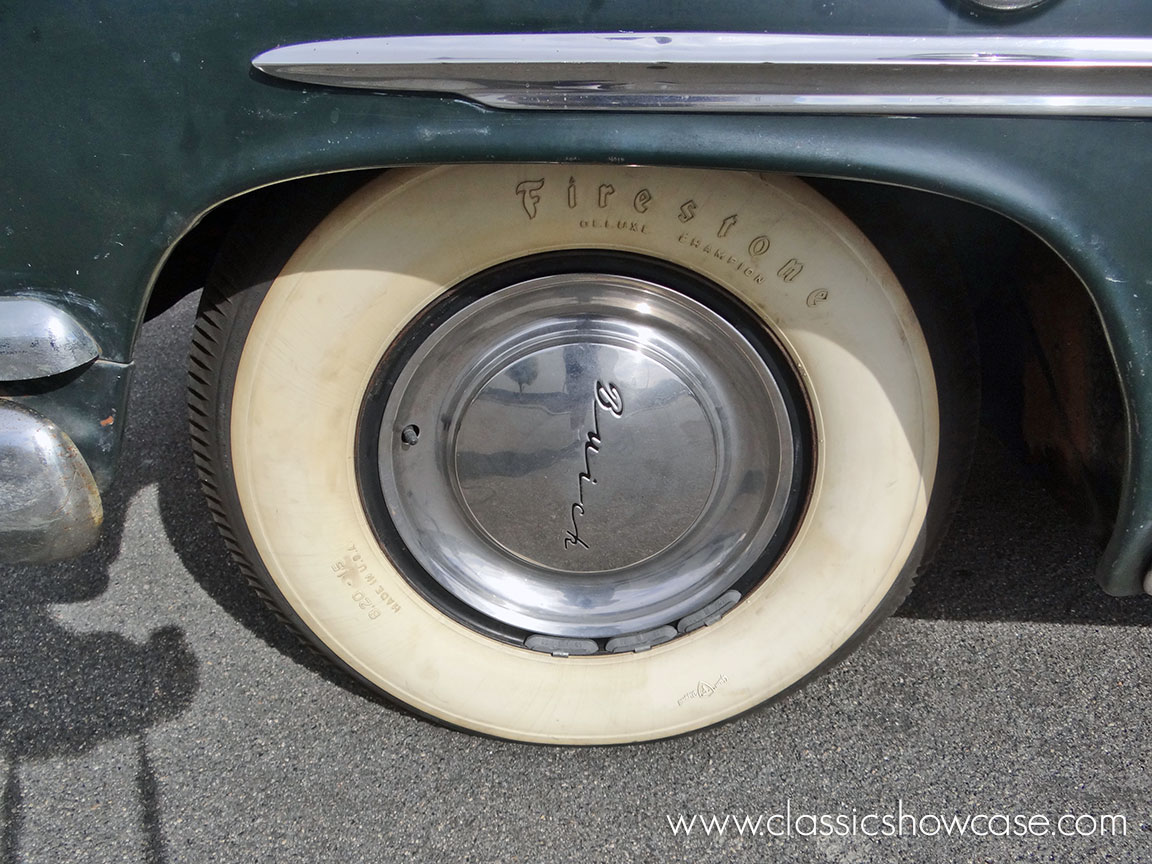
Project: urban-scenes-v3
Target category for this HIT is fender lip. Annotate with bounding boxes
[0,400,103,564]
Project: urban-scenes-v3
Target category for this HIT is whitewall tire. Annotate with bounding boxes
[189,165,940,744]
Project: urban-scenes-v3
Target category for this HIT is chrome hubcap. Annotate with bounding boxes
[368,262,807,643]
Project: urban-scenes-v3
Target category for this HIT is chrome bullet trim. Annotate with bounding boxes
[253,32,1152,116]
[0,298,99,382]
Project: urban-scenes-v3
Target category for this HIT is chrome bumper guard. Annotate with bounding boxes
[0,400,103,563]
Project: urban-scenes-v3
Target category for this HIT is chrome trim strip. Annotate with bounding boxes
[252,32,1152,116]
[0,298,99,382]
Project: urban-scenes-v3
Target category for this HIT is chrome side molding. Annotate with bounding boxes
[252,32,1152,116]
[0,297,99,382]
[0,401,102,563]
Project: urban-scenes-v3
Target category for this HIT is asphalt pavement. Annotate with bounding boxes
[1,295,1149,863]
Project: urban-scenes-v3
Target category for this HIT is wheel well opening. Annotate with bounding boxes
[152,169,1125,544]
[144,170,382,322]
[955,196,1124,540]
[813,177,1124,543]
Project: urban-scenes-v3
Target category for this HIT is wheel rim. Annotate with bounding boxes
[361,255,811,645]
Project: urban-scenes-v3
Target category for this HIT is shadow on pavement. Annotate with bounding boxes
[0,519,196,864]
[899,433,1151,627]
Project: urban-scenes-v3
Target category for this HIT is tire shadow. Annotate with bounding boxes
[898,432,1151,626]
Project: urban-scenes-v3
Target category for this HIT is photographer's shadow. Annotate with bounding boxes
[0,559,196,864]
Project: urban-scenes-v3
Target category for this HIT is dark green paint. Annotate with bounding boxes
[2,0,1152,591]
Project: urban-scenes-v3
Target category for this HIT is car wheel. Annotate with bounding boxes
[189,165,945,744]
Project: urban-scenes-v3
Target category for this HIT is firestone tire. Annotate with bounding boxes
[189,165,939,744]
